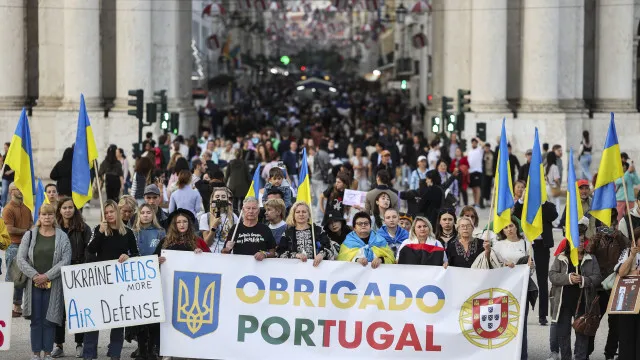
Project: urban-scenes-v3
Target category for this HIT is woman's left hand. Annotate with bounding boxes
[443,262,449,269]
[313,254,323,267]
[371,257,383,269]
[194,248,203,254]
[505,262,515,268]
[118,254,130,263]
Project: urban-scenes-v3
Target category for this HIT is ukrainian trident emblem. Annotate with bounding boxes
[172,271,221,338]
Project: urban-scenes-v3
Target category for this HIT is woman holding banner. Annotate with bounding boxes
[51,198,92,358]
[156,208,211,260]
[83,200,139,360]
[16,203,71,360]
[396,216,447,267]
[336,212,395,267]
[278,201,333,266]
[445,217,484,268]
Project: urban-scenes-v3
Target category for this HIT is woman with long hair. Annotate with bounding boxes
[17,204,71,360]
[449,147,470,205]
[200,187,238,253]
[116,148,131,195]
[396,216,447,266]
[350,147,369,191]
[256,143,269,164]
[118,195,138,225]
[278,201,333,266]
[376,208,409,257]
[83,200,139,360]
[98,144,124,202]
[52,198,91,358]
[167,157,190,198]
[372,192,391,231]
[156,208,210,261]
[168,170,203,217]
[320,171,352,225]
[417,170,445,226]
[166,152,182,173]
[130,156,155,205]
[579,130,592,181]
[434,208,457,248]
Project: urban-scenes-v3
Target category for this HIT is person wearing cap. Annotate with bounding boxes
[156,208,210,261]
[128,184,169,230]
[559,179,595,239]
[398,213,413,232]
[4,182,33,317]
[518,149,533,183]
[324,210,351,247]
[409,155,428,190]
[615,160,640,222]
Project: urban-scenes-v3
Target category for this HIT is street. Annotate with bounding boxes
[0,201,610,360]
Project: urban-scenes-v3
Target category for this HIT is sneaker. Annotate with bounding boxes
[43,355,53,360]
[51,346,64,358]
[546,352,560,360]
[75,345,83,358]
[31,355,41,360]
[539,317,548,326]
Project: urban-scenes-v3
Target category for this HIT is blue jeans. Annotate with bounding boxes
[5,244,24,305]
[83,328,124,359]
[1,179,8,206]
[579,153,592,181]
[31,287,55,353]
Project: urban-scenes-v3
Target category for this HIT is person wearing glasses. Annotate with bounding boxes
[396,216,448,267]
[434,208,457,248]
[445,217,484,268]
[337,212,395,267]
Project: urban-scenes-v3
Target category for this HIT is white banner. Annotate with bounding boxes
[0,282,13,350]
[61,256,165,334]
[160,251,529,360]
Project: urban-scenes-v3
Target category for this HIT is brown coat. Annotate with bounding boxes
[587,229,629,279]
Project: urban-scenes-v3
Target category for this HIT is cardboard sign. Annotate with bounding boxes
[61,256,165,333]
[607,275,640,314]
[0,282,14,350]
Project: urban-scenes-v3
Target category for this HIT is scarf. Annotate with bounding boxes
[337,230,395,263]
[377,225,409,246]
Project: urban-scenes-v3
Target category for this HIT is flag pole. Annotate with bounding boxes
[229,209,244,244]
[484,184,496,260]
[621,175,637,247]
[93,159,105,221]
[310,205,317,258]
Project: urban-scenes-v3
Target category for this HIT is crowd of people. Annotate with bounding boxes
[1,84,640,360]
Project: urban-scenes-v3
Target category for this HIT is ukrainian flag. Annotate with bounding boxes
[71,94,99,209]
[5,109,36,212]
[522,128,547,241]
[492,119,514,233]
[590,113,624,226]
[34,179,46,223]
[566,148,584,266]
[245,163,262,199]
[297,148,312,206]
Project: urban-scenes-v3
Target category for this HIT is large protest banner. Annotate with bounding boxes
[0,282,14,350]
[160,250,529,360]
[61,255,164,334]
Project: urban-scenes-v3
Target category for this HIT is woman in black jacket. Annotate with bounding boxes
[50,147,74,197]
[52,197,92,357]
[417,170,445,227]
[278,201,334,265]
[226,149,251,213]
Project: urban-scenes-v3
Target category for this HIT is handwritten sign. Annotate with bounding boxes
[61,256,165,333]
[343,189,366,207]
[0,282,14,350]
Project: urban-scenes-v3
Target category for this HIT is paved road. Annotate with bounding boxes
[0,201,611,360]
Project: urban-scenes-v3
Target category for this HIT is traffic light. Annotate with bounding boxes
[431,116,441,133]
[447,114,457,132]
[441,96,453,123]
[300,66,307,72]
[154,90,167,113]
[146,103,157,124]
[170,112,180,135]
[127,89,143,119]
[456,89,471,131]
[401,80,407,90]
[160,112,170,132]
[280,55,290,65]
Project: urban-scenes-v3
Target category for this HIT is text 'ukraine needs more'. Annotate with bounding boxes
[61,255,165,333]
[159,251,529,360]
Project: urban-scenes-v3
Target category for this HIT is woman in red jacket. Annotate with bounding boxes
[449,148,470,205]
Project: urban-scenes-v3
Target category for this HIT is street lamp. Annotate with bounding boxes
[396,3,407,24]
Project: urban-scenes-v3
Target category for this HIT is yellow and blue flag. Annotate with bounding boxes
[71,94,99,209]
[522,128,547,241]
[591,113,624,226]
[34,179,46,222]
[245,163,262,199]
[297,148,312,206]
[5,108,36,212]
[566,148,584,266]
[492,119,514,233]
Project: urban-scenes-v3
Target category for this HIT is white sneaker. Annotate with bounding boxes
[43,355,53,360]
[75,345,83,358]
[546,352,560,360]
[30,355,41,360]
[51,346,64,358]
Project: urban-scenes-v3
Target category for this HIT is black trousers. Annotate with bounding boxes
[481,174,493,202]
[588,290,619,358]
[136,323,160,355]
[55,307,84,345]
[532,242,549,319]
[618,314,640,360]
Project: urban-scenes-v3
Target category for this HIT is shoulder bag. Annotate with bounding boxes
[572,290,601,337]
[8,231,32,289]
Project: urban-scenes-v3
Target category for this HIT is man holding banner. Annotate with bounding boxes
[223,197,277,260]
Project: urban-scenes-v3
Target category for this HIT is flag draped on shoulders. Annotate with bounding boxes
[337,231,395,264]
[566,149,584,266]
[522,128,547,241]
[492,119,514,233]
[72,94,99,209]
[297,148,312,206]
[590,113,624,226]
[245,163,262,199]
[5,108,36,212]
[376,225,409,247]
